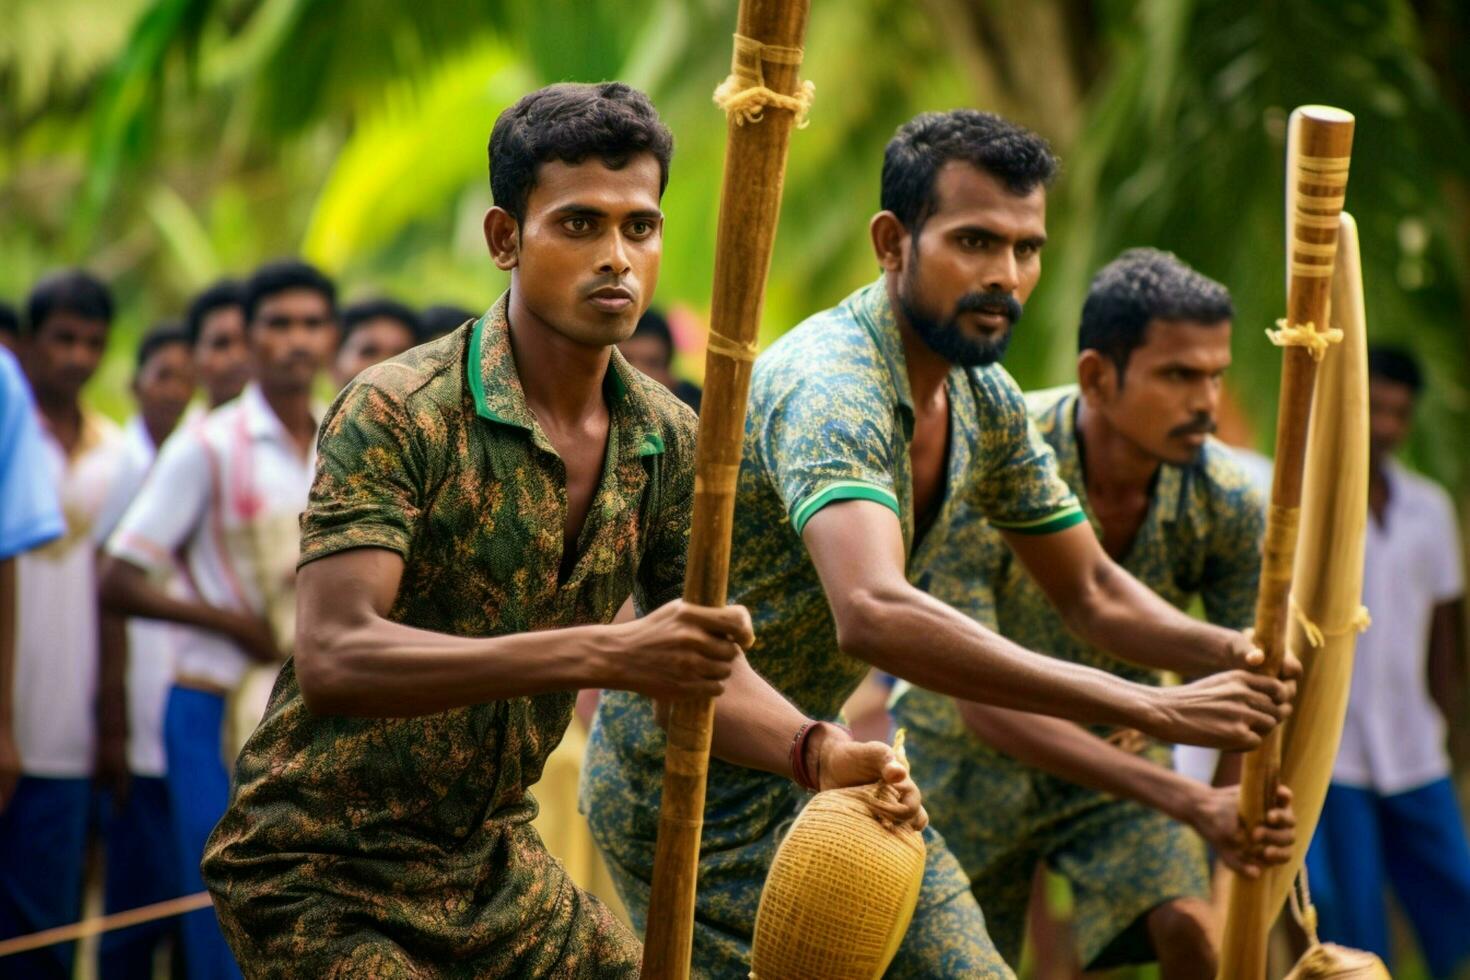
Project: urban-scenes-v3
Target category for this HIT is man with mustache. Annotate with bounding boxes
[894,247,1293,977]
[194,84,917,978]
[584,114,1299,977]
[101,259,338,980]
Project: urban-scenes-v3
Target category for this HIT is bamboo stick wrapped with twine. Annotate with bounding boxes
[641,2,812,976]
[750,731,926,980]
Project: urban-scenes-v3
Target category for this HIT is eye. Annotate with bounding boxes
[628,219,655,238]
[958,235,983,250]
[564,217,591,233]
[1016,241,1039,258]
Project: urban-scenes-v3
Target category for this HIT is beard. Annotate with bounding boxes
[898,260,1021,368]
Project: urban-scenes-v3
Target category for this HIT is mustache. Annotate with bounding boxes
[952,292,1023,325]
[1168,414,1217,438]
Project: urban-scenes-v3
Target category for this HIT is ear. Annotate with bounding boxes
[869,211,909,273]
[484,207,520,271]
[1077,349,1118,404]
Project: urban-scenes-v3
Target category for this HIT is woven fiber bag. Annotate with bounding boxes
[749,733,926,979]
[1284,944,1391,979]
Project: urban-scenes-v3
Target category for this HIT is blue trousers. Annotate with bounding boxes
[98,776,180,980]
[1307,778,1470,978]
[0,775,90,979]
[164,686,242,980]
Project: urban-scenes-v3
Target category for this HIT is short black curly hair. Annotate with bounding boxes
[25,269,113,336]
[881,110,1057,232]
[1079,248,1234,376]
[489,82,674,225]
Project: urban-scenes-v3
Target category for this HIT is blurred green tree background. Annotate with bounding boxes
[3,0,1467,503]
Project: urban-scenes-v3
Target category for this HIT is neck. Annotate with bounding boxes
[143,416,173,449]
[1076,397,1161,501]
[33,388,81,429]
[507,288,611,424]
[258,380,315,438]
[886,279,952,405]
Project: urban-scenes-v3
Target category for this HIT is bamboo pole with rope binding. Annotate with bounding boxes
[640,1,813,976]
[1218,105,1355,980]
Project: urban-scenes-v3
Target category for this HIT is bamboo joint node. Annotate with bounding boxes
[706,331,760,363]
[713,33,815,128]
[1267,319,1343,362]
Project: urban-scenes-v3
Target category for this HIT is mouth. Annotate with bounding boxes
[588,286,635,313]
[967,310,1010,333]
[1177,430,1209,446]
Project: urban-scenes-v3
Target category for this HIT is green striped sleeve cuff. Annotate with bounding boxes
[790,481,900,535]
[990,503,1087,536]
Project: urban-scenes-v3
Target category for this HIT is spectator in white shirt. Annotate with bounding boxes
[0,270,123,979]
[1306,345,1470,978]
[94,322,196,980]
[101,260,338,980]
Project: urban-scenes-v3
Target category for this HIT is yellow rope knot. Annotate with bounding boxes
[1267,318,1343,362]
[1291,597,1372,649]
[713,33,815,128]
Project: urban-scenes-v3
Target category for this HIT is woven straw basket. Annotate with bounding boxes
[1284,943,1391,979]
[749,742,925,979]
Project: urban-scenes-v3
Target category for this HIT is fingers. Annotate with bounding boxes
[675,601,756,649]
[1280,651,1304,681]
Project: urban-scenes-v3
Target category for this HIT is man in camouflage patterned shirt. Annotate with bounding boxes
[202,82,922,979]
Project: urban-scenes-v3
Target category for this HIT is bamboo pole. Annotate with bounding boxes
[1258,212,1370,922]
[640,2,812,976]
[1218,106,1355,980]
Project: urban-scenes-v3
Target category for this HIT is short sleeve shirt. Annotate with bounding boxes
[202,292,694,973]
[896,385,1266,743]
[586,278,1083,887]
[1334,461,1464,793]
[0,348,64,559]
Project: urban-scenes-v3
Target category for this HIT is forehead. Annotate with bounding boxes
[525,154,663,217]
[142,341,192,371]
[924,161,1046,236]
[1369,376,1416,405]
[37,311,108,338]
[256,288,332,318]
[1131,318,1232,363]
[349,317,417,343]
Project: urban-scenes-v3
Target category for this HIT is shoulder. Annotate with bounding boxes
[1392,463,1456,521]
[325,330,469,444]
[966,363,1031,429]
[754,296,884,399]
[621,362,699,460]
[1193,440,1267,525]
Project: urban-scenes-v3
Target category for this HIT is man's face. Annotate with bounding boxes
[134,341,195,440]
[616,334,676,389]
[1369,377,1415,462]
[896,162,1047,367]
[1094,318,1232,465]
[27,312,109,403]
[249,289,337,393]
[196,304,250,406]
[333,317,417,388]
[510,155,663,348]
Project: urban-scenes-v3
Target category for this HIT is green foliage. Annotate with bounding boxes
[1,0,1466,504]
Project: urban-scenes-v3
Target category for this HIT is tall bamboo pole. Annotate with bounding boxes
[1218,106,1355,980]
[640,2,812,976]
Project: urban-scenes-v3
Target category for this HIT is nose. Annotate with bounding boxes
[1192,375,1222,416]
[982,250,1020,295]
[598,230,632,279]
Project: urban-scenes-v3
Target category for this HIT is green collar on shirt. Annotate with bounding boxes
[467,291,666,459]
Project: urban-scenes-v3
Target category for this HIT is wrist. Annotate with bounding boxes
[1158,773,1204,825]
[576,624,625,691]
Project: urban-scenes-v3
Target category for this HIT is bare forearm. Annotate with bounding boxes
[297,614,609,717]
[706,656,809,778]
[97,610,129,739]
[99,557,234,636]
[839,587,1160,732]
[958,701,1196,820]
[1428,601,1465,723]
[1070,561,1236,676]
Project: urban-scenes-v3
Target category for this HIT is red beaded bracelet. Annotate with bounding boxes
[790,720,849,792]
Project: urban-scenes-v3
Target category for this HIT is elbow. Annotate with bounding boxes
[294,621,348,715]
[833,586,904,668]
[1059,561,1112,639]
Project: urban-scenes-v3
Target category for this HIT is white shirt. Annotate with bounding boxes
[1333,460,1464,794]
[14,410,124,777]
[95,416,177,777]
[107,385,318,691]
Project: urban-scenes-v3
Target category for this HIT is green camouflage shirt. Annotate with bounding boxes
[892,385,1265,964]
[584,278,1083,975]
[203,292,696,978]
